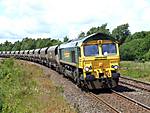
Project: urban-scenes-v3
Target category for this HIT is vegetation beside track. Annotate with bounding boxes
[119,61,150,82]
[0,58,76,113]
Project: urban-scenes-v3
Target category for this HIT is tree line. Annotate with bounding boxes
[0,38,62,51]
[0,23,150,61]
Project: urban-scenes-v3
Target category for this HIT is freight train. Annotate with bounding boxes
[0,33,120,90]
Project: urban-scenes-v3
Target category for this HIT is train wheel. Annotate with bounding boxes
[56,66,60,73]
[73,71,77,83]
[58,65,61,74]
[75,77,80,87]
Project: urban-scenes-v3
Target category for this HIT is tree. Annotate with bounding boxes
[12,41,22,51]
[86,27,97,36]
[63,36,69,42]
[112,23,131,44]
[86,23,110,36]
[120,34,150,61]
[125,31,150,42]
[2,41,13,51]
[20,37,34,50]
[78,32,85,38]
[144,50,150,61]
[97,23,110,35]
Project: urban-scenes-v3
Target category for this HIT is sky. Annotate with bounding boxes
[0,0,150,43]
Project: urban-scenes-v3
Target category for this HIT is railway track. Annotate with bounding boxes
[87,89,150,113]
[111,89,150,111]
[87,92,121,113]
[119,76,150,92]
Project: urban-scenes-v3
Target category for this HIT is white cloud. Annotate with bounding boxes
[0,0,150,43]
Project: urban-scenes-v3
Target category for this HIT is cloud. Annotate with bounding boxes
[0,0,150,43]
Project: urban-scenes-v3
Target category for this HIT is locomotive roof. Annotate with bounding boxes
[59,33,114,49]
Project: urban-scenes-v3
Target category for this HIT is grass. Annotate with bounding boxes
[0,58,76,113]
[119,61,150,82]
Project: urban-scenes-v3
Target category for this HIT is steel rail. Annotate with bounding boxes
[111,89,150,111]
[120,76,150,92]
[120,76,150,86]
[119,81,150,92]
[87,92,121,113]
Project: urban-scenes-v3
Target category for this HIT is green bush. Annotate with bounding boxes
[0,58,34,113]
[120,36,150,61]
[120,31,150,61]
[144,50,150,61]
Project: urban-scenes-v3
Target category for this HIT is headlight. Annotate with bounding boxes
[84,66,89,72]
[112,65,119,69]
[114,65,118,69]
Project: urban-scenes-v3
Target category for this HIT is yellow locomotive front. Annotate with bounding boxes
[78,34,120,89]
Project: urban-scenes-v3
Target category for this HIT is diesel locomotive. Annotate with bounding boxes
[0,33,120,90]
